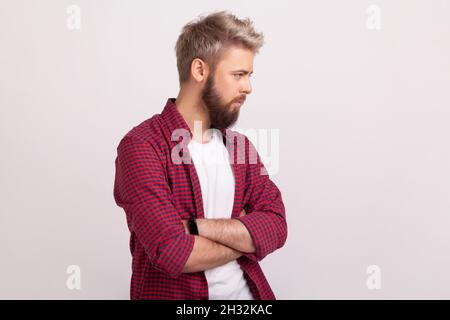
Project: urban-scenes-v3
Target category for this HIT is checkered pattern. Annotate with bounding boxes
[113,98,287,300]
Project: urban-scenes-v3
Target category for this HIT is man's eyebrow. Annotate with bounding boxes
[232,69,254,75]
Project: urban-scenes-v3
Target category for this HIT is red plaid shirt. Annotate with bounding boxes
[113,98,287,300]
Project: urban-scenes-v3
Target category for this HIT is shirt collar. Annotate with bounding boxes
[161,98,193,138]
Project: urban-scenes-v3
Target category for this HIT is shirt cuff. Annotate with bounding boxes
[233,214,267,262]
[153,233,196,278]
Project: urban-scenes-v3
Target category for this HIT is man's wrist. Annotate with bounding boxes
[196,218,205,236]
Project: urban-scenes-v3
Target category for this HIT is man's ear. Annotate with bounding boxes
[190,58,209,83]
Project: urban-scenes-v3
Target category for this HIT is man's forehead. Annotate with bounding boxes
[219,47,254,70]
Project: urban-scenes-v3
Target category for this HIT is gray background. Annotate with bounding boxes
[1,0,449,299]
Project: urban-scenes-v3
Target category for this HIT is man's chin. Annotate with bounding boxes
[209,108,240,130]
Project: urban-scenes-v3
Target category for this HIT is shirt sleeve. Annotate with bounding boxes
[113,135,195,278]
[233,136,288,262]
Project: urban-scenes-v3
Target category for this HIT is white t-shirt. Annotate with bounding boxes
[187,129,254,300]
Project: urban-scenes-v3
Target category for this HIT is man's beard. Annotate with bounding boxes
[201,73,244,130]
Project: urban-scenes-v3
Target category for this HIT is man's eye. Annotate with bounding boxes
[234,74,243,79]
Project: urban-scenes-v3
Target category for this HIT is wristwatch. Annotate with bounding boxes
[188,216,199,235]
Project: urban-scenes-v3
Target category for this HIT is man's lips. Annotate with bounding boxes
[235,97,246,104]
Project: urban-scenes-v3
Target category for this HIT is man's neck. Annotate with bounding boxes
[175,90,212,143]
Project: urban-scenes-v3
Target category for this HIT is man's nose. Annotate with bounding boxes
[241,78,252,95]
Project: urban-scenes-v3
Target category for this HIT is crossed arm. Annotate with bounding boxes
[114,135,287,278]
[181,209,256,273]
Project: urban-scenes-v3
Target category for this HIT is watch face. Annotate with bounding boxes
[189,217,198,235]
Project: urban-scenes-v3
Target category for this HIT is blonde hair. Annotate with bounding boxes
[175,10,264,85]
